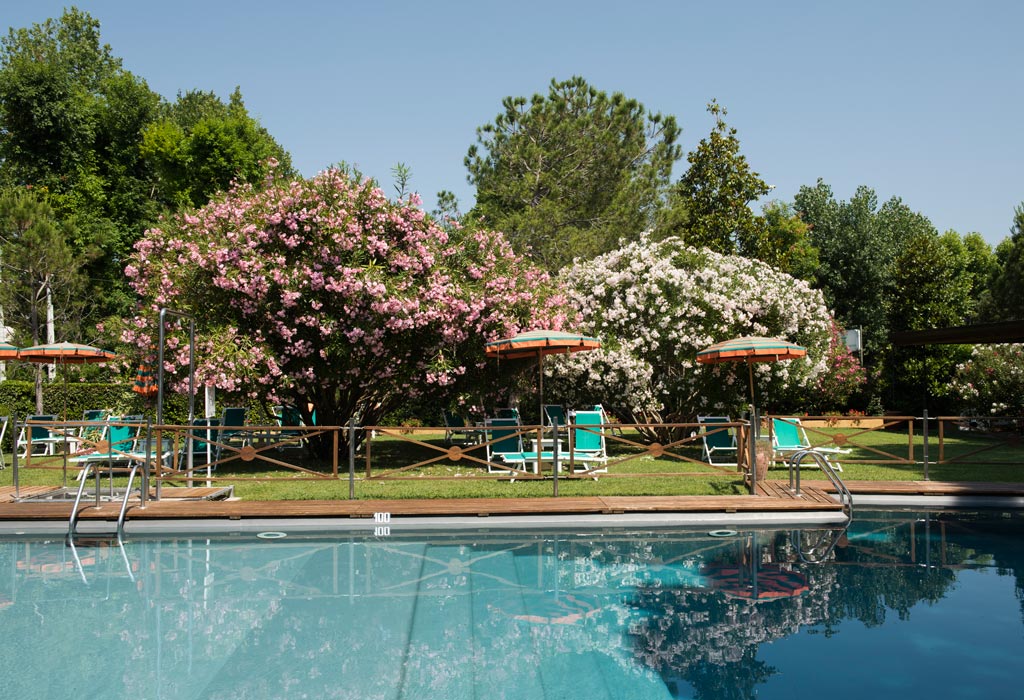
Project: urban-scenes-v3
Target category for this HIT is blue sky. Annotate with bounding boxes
[6,1,1023,245]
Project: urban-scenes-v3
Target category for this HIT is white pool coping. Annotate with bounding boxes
[3,492,1024,537]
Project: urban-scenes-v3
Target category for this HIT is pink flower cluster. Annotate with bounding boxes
[122,168,567,417]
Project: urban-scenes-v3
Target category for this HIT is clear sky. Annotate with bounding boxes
[6,1,1023,245]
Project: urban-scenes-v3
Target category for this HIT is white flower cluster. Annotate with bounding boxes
[547,234,833,420]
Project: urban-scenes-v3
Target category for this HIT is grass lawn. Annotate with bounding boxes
[2,424,1021,501]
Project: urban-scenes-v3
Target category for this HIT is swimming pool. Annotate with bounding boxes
[1,508,1022,699]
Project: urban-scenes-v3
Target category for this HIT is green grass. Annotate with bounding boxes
[2,424,1021,501]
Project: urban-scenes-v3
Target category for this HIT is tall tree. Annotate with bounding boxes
[794,180,933,358]
[0,189,85,409]
[141,87,294,209]
[984,205,1024,321]
[887,230,978,410]
[746,200,819,281]
[466,76,681,271]
[0,8,161,320]
[669,101,770,254]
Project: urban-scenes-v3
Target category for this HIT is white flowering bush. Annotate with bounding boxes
[547,235,834,430]
[951,344,1024,416]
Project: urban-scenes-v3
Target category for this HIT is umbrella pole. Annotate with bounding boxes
[747,360,755,412]
[538,352,544,428]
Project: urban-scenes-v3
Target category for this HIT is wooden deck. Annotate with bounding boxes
[0,481,1019,524]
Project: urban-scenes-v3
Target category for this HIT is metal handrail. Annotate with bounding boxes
[787,448,853,519]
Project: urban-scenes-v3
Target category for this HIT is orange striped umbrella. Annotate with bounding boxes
[485,330,601,422]
[132,362,158,396]
[17,342,116,364]
[696,336,806,409]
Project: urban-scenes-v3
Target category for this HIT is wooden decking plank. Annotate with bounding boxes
[2,480,1017,523]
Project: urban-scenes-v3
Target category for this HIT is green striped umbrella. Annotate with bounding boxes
[17,341,116,364]
[0,342,19,360]
[485,329,601,423]
[695,336,806,409]
[18,342,117,419]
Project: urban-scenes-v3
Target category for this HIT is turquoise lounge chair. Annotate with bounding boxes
[68,418,145,479]
[16,415,60,457]
[698,416,738,466]
[273,405,308,450]
[563,409,609,475]
[442,410,475,447]
[543,404,567,428]
[216,407,248,461]
[495,407,520,422]
[485,417,531,474]
[772,417,850,471]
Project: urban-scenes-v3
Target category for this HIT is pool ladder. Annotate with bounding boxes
[67,461,142,543]
[786,448,853,520]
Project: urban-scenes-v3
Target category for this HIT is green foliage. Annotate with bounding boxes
[984,205,1024,321]
[0,189,85,344]
[794,180,935,358]
[888,231,993,412]
[466,75,681,271]
[669,101,770,254]
[0,380,148,421]
[752,200,819,281]
[0,8,162,322]
[951,344,1024,415]
[141,88,294,209]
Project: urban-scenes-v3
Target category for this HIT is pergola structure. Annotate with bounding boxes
[891,320,1024,346]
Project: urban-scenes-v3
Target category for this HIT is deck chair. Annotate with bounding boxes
[698,415,738,466]
[68,409,109,452]
[67,418,145,480]
[772,417,850,471]
[442,410,475,447]
[183,417,221,470]
[495,407,520,422]
[216,407,248,461]
[16,415,60,458]
[273,405,308,450]
[484,417,536,474]
[568,409,608,474]
[543,404,567,428]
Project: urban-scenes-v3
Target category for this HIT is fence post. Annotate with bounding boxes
[922,409,930,481]
[744,411,757,495]
[348,419,356,500]
[552,417,559,497]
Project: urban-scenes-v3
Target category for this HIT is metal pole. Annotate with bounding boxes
[348,419,356,500]
[141,418,152,507]
[922,409,930,481]
[11,414,18,499]
[552,417,559,497]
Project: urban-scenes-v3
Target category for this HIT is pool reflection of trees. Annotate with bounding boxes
[2,511,1024,700]
[628,510,1022,699]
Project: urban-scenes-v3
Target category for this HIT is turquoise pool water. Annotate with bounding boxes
[1,509,1023,699]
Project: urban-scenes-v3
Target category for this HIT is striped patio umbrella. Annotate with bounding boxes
[17,341,116,365]
[132,362,158,396]
[485,329,601,423]
[0,342,19,360]
[695,336,806,410]
[18,342,117,419]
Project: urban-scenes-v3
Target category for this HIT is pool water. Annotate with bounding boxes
[1,509,1023,699]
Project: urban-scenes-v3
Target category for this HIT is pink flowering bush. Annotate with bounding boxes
[546,234,840,431]
[120,168,566,452]
[809,320,867,413]
[951,344,1024,415]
